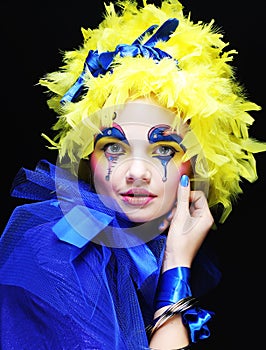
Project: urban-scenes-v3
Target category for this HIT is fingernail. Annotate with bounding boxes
[167,212,172,220]
[180,174,189,187]
[158,222,165,230]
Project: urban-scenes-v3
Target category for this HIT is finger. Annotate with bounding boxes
[176,174,190,210]
[189,190,208,213]
[158,218,170,232]
[159,175,190,231]
[158,206,176,231]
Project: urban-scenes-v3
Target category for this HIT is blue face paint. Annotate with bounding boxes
[95,125,128,181]
[94,124,127,144]
[148,124,185,182]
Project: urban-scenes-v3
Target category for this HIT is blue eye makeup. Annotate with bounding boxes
[148,124,185,182]
[95,124,128,145]
[148,124,185,149]
[94,125,128,181]
[93,123,185,182]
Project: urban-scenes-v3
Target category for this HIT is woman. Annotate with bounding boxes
[1,0,265,349]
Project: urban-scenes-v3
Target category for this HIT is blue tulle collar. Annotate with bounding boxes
[10,159,221,297]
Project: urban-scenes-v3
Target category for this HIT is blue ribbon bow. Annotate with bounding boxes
[60,18,179,105]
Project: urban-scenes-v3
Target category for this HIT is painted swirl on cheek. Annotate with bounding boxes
[94,125,128,181]
[148,124,185,182]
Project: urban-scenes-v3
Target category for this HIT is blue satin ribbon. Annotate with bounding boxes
[155,267,192,309]
[155,266,214,343]
[60,18,179,105]
[182,307,214,342]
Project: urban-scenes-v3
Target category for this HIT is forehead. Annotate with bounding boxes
[114,99,175,128]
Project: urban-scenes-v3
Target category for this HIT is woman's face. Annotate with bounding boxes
[90,98,191,223]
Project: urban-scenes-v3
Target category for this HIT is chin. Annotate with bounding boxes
[124,210,162,224]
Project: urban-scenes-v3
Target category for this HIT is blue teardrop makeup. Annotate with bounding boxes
[148,124,185,182]
[94,124,128,180]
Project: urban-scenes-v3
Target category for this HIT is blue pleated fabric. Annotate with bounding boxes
[0,159,221,349]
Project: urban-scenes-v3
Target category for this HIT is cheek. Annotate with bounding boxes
[168,159,191,181]
[89,153,108,187]
[179,160,192,176]
[90,152,123,196]
[163,160,191,197]
[89,153,102,174]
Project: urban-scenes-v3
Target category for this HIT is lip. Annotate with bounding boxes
[120,189,157,206]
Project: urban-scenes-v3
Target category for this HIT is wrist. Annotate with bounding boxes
[155,267,192,310]
[162,251,192,272]
[162,261,191,273]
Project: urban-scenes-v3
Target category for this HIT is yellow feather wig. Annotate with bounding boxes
[39,0,266,223]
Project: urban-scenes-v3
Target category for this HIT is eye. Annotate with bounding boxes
[103,142,126,155]
[153,145,176,157]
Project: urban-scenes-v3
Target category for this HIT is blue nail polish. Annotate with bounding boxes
[158,222,165,230]
[180,174,189,187]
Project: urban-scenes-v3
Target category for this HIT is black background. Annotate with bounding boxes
[1,1,266,348]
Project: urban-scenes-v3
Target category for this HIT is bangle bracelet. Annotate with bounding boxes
[146,296,198,339]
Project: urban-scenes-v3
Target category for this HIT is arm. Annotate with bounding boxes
[149,175,214,349]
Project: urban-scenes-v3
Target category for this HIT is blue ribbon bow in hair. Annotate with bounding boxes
[60,18,179,105]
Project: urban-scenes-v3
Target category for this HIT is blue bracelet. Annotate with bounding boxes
[154,267,214,343]
[155,267,192,310]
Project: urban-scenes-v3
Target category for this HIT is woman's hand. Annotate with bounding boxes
[160,175,214,271]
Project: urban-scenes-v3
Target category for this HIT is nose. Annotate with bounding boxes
[126,158,151,184]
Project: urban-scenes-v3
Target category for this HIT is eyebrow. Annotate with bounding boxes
[148,124,185,151]
[94,124,128,145]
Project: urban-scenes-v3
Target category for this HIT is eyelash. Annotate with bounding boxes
[152,145,177,157]
[103,143,126,155]
[102,142,180,158]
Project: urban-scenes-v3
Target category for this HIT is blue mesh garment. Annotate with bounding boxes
[0,160,221,349]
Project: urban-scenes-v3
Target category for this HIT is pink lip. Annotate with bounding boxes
[120,189,157,206]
